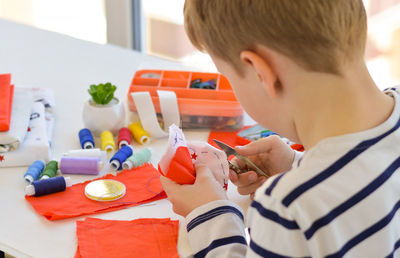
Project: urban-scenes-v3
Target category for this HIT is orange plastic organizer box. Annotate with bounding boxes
[127,70,244,130]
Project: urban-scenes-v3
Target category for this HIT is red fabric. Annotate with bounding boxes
[209,127,305,155]
[25,164,166,220]
[208,129,247,150]
[208,127,251,160]
[0,74,13,131]
[161,146,195,185]
[75,217,179,258]
[291,144,305,152]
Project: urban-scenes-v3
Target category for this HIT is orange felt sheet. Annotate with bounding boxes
[74,218,179,258]
[208,127,251,160]
[208,127,305,155]
[25,164,166,220]
[160,146,196,185]
[0,74,13,131]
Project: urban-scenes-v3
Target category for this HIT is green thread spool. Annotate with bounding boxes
[122,148,151,170]
[40,160,58,180]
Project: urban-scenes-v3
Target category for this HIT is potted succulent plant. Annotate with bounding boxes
[82,82,125,136]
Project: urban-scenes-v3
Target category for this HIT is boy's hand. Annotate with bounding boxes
[230,135,295,198]
[160,165,227,217]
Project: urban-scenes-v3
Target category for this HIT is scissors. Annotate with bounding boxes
[213,139,268,177]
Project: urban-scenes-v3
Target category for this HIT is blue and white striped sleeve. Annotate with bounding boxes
[184,200,247,258]
[246,182,311,257]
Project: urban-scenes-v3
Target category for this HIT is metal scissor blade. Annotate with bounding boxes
[213,139,236,156]
[213,139,268,177]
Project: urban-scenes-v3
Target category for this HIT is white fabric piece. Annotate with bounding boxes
[187,141,229,189]
[131,90,180,138]
[0,102,50,167]
[30,87,55,146]
[0,88,33,152]
[159,124,229,188]
[158,124,187,174]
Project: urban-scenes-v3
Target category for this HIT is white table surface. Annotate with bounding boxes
[0,19,250,258]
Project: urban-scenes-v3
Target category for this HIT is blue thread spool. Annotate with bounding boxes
[122,148,151,170]
[79,128,95,149]
[25,176,72,196]
[109,145,133,170]
[24,160,45,183]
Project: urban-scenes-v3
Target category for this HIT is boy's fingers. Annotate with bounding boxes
[234,171,259,187]
[229,170,238,183]
[160,176,180,196]
[231,157,245,168]
[235,135,279,156]
[237,176,267,196]
[195,165,215,181]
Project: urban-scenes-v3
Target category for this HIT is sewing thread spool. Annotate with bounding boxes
[25,176,72,196]
[84,179,126,201]
[128,122,150,145]
[79,128,95,149]
[24,160,45,183]
[122,148,151,170]
[100,130,116,152]
[118,127,132,149]
[64,148,105,159]
[60,156,103,175]
[40,160,58,180]
[109,145,133,170]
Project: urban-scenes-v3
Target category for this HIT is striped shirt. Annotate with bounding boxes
[183,87,400,257]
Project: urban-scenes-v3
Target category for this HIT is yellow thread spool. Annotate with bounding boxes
[100,131,116,152]
[128,122,150,145]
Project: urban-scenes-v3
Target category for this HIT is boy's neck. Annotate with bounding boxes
[292,61,395,150]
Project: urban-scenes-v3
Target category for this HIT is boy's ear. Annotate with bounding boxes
[240,50,279,98]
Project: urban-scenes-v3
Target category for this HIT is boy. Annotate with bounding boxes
[161,0,400,257]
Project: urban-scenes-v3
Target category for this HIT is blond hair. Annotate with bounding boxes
[184,0,367,75]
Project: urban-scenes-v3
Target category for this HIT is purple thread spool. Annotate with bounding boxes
[59,157,102,175]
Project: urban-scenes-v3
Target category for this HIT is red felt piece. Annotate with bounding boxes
[0,74,13,131]
[25,164,166,220]
[161,146,195,185]
[75,217,179,258]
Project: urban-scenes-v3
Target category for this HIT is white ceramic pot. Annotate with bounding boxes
[82,98,125,136]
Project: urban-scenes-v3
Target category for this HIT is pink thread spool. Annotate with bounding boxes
[118,127,132,149]
[59,157,103,175]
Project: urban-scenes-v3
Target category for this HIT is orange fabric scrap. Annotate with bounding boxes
[25,164,166,220]
[159,146,195,185]
[74,217,179,258]
[0,74,14,131]
[208,127,251,160]
[208,127,305,155]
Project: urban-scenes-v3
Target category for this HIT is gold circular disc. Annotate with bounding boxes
[85,179,126,202]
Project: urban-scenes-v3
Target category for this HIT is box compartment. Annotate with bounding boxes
[127,70,244,130]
